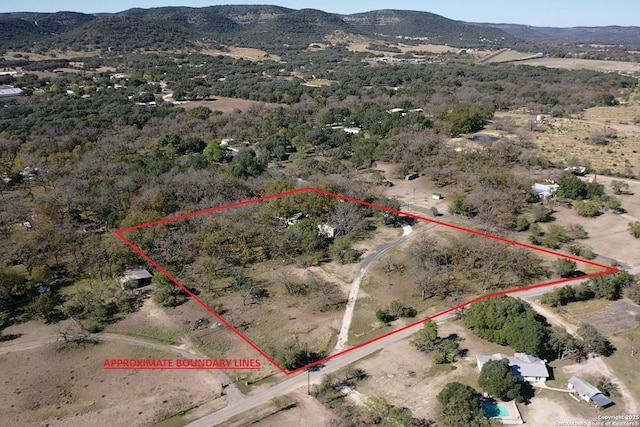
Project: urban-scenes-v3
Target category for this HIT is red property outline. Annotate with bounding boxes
[115,187,618,375]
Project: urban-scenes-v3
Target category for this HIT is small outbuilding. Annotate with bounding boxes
[318,223,339,238]
[0,85,23,99]
[119,267,153,290]
[567,376,614,410]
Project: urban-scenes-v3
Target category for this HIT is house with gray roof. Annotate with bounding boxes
[476,353,550,382]
[567,376,614,409]
[0,85,23,99]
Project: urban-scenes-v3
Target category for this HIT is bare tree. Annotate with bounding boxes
[326,201,363,237]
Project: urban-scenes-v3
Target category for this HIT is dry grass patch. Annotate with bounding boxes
[180,96,271,113]
[482,50,540,63]
[570,299,640,336]
[199,46,281,61]
[2,49,102,61]
[0,341,224,427]
[563,298,612,317]
[518,57,640,73]
[325,32,455,55]
[606,327,640,406]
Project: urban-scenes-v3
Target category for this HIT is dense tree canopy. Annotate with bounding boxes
[436,382,493,427]
[478,359,523,402]
[463,296,550,357]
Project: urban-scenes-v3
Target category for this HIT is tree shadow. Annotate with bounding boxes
[564,270,587,279]
[520,381,536,404]
[0,333,23,342]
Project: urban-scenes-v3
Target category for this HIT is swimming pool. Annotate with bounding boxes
[471,134,499,143]
[483,403,511,418]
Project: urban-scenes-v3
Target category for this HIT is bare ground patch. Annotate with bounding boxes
[198,46,280,62]
[518,57,640,73]
[246,391,335,427]
[546,204,640,266]
[568,298,640,336]
[179,97,272,113]
[0,340,224,427]
[324,32,456,55]
[491,108,640,177]
[563,356,638,414]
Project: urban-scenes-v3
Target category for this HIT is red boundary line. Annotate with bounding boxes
[115,187,618,376]
[103,367,262,371]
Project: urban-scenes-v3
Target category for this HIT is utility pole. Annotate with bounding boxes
[306,343,310,395]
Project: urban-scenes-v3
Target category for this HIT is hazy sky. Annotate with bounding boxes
[2,0,639,27]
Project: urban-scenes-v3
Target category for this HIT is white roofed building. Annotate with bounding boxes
[476,353,550,382]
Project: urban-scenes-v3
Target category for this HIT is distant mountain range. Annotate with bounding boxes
[1,6,639,54]
[486,23,640,46]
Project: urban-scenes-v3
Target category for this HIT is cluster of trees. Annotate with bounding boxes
[271,337,326,371]
[412,320,464,364]
[543,272,638,306]
[528,222,591,251]
[556,175,621,217]
[438,102,495,137]
[376,300,417,323]
[312,368,432,426]
[411,234,549,301]
[463,296,550,356]
[464,295,614,361]
[436,382,494,427]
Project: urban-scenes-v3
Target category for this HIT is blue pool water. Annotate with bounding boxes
[483,403,511,418]
[471,134,499,143]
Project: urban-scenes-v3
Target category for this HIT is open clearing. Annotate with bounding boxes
[0,334,224,427]
[198,46,281,62]
[324,33,461,55]
[490,107,640,177]
[178,96,271,113]
[565,298,640,336]
[241,392,334,427]
[605,327,640,410]
[479,49,541,63]
[518,57,640,73]
[544,203,640,267]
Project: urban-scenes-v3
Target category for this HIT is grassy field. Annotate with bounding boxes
[480,49,540,63]
[518,57,640,73]
[491,107,640,177]
[178,96,271,113]
[199,46,281,62]
[0,339,225,427]
[606,327,640,405]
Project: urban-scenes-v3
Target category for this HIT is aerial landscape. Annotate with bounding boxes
[2,1,640,426]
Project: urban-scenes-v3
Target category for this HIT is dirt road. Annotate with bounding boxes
[333,223,413,353]
[521,296,638,414]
